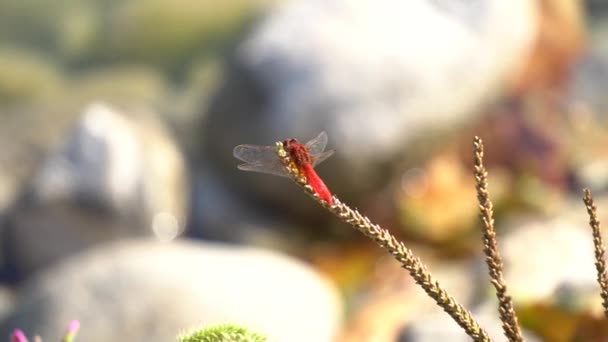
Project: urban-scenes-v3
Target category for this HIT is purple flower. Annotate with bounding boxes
[63,320,80,342]
[11,329,28,342]
[67,321,79,334]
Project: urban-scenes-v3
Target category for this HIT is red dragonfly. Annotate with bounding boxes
[233,131,335,205]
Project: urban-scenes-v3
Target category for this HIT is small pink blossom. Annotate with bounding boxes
[63,320,80,342]
[66,321,79,334]
[11,329,28,342]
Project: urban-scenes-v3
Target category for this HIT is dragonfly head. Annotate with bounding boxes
[283,138,312,167]
[282,138,298,148]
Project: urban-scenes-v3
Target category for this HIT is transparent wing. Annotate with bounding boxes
[305,131,328,156]
[233,144,289,177]
[312,149,334,167]
[237,162,290,177]
[233,144,278,164]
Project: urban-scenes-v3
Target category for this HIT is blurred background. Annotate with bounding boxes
[0,0,607,341]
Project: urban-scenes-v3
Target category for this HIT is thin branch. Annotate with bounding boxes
[582,188,608,318]
[276,143,492,342]
[473,136,523,342]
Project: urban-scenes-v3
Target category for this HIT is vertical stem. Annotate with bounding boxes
[474,136,523,342]
[583,188,608,318]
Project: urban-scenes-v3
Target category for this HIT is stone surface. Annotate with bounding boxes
[1,103,188,279]
[187,167,325,247]
[202,0,539,206]
[0,108,84,278]
[0,240,342,342]
[569,29,608,116]
[0,108,78,212]
[567,1,608,116]
[500,217,600,303]
[587,0,608,19]
[399,302,540,342]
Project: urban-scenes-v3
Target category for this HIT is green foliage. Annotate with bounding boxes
[178,324,266,342]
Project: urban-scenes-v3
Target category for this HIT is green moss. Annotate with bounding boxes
[0,48,64,104]
[99,0,269,71]
[178,324,266,342]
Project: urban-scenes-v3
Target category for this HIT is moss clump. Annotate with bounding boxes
[178,324,266,342]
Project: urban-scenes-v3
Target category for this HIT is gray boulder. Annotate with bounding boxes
[2,103,188,279]
[500,217,600,303]
[0,240,342,342]
[399,302,540,342]
[202,0,539,206]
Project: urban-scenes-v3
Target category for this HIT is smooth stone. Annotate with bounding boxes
[0,240,342,342]
[500,217,600,303]
[2,103,188,279]
[399,302,541,342]
[202,0,539,206]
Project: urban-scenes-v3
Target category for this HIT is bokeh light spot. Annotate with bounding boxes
[152,211,179,242]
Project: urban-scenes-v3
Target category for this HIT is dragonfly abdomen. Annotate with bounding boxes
[301,162,333,205]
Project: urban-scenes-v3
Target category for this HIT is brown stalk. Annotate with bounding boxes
[582,188,608,318]
[473,136,523,342]
[277,144,492,342]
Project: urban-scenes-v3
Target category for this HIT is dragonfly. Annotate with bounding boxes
[233,131,335,205]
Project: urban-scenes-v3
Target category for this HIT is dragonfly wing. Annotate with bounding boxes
[234,144,290,177]
[311,149,334,167]
[237,162,290,177]
[233,144,278,164]
[305,131,328,156]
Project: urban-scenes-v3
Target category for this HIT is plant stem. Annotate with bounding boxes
[583,188,608,318]
[473,136,523,342]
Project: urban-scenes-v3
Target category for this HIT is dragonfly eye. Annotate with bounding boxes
[283,138,297,147]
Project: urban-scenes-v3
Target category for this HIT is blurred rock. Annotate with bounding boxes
[0,240,342,342]
[587,0,608,20]
[568,12,608,115]
[399,302,540,342]
[0,109,82,278]
[573,155,608,193]
[567,2,608,115]
[2,103,187,279]
[551,282,605,315]
[188,168,309,247]
[203,0,539,211]
[497,197,608,335]
[570,53,608,116]
[168,59,225,154]
[499,217,600,303]
[189,163,344,248]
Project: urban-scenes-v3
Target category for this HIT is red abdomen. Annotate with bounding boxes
[301,163,333,205]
